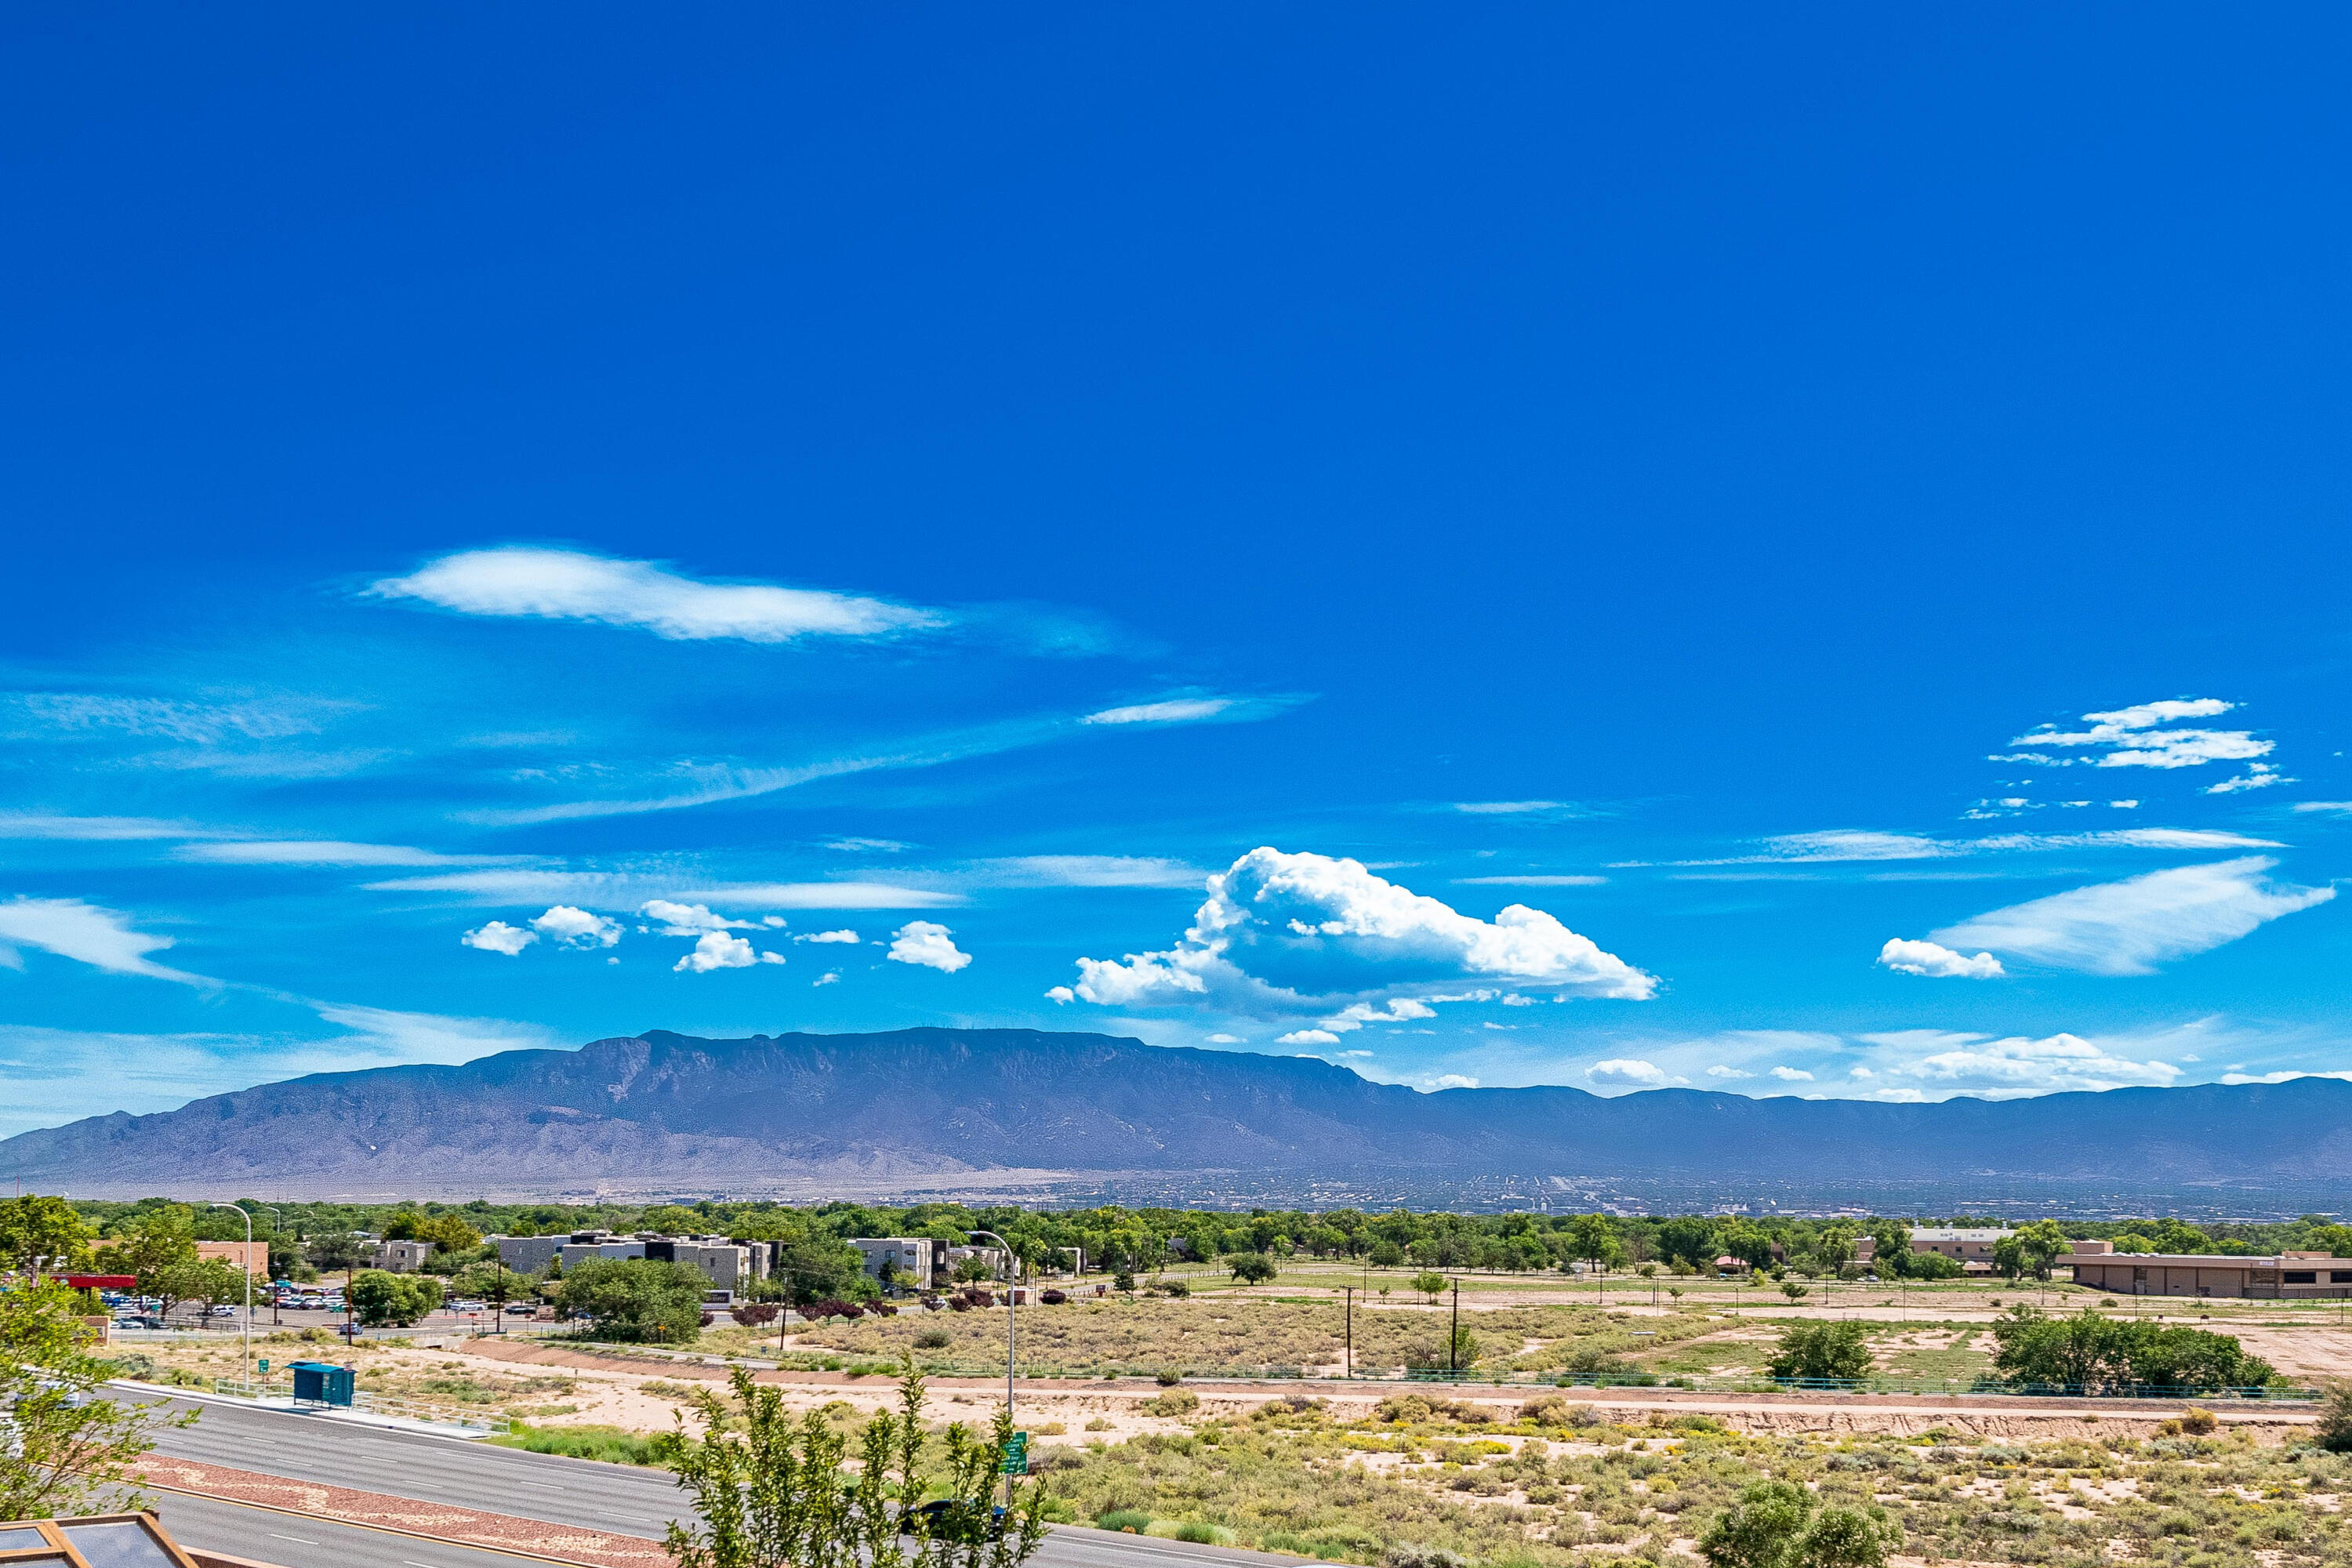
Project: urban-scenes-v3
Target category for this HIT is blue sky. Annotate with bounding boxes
[3,7,2350,1136]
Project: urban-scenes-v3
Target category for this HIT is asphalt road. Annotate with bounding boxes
[117,1391,1294,1568]
[146,1488,564,1568]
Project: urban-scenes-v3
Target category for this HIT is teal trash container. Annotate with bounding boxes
[289,1361,355,1406]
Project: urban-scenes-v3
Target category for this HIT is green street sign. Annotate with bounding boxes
[1001,1432,1029,1475]
[257,1359,269,1374]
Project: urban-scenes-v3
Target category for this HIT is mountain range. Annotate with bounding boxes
[2,1027,2344,1204]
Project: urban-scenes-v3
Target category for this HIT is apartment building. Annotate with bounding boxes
[852,1237,942,1290]
[494,1229,771,1290]
[368,1239,435,1273]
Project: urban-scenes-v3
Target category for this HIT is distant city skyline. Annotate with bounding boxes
[2,9,2348,1134]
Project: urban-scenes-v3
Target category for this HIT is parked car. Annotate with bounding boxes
[504,1301,538,1315]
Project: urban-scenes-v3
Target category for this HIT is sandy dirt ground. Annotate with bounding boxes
[444,1337,2325,1445]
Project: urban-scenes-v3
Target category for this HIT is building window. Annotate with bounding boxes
[2285,1272,2318,1284]
[2332,1272,2352,1284]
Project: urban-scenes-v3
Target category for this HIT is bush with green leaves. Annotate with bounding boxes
[658,1358,1047,1568]
[1767,1320,1872,1382]
[1225,1253,1277,1284]
[1989,1303,2273,1392]
[2316,1383,2352,1453]
[1700,1479,1898,1568]
[556,1258,709,1344]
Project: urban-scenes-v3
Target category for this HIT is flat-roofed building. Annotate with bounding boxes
[1910,1228,2014,1265]
[2071,1248,2352,1299]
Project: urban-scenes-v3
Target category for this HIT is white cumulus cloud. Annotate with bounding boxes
[1863,1028,2185,1096]
[1769,1065,1815,1082]
[1426,1073,1480,1091]
[2208,764,2290,794]
[1932,856,2334,975]
[1876,938,2005,979]
[797,928,861,943]
[2007,697,2270,771]
[369,546,940,643]
[1588,1058,1672,1087]
[0,897,209,984]
[532,906,621,948]
[1062,847,1655,1015]
[639,900,753,936]
[462,920,536,956]
[1279,1029,1341,1045]
[673,932,783,972]
[1705,1065,1752,1079]
[887,920,971,973]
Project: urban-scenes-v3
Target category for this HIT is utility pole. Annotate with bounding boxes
[1345,1286,1353,1378]
[1449,1281,1461,1375]
[262,1207,283,1327]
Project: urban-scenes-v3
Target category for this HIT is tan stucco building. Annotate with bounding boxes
[2070,1245,2352,1299]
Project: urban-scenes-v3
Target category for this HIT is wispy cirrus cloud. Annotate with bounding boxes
[368,546,942,644]
[0,897,210,985]
[1677,826,2280,866]
[1930,857,2334,975]
[368,866,960,909]
[968,855,1208,889]
[176,840,519,867]
[0,813,225,840]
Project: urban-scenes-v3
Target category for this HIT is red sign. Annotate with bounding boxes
[64,1275,136,1289]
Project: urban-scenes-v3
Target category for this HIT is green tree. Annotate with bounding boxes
[0,1195,93,1272]
[557,1258,708,1343]
[1368,1240,1406,1268]
[1990,1304,2273,1392]
[1905,1250,1962,1281]
[1813,1227,1857,1276]
[1867,1219,1911,1279]
[1411,1270,1447,1301]
[306,1230,368,1287]
[774,1234,870,1304]
[106,1205,198,1298]
[1991,1234,2026,1281]
[1226,1253,1277,1284]
[2014,1220,2070,1280]
[1566,1214,1615,1272]
[0,1279,195,1520]
[414,1214,482,1253]
[659,1357,1047,1568]
[1766,1321,1872,1383]
[345,1269,441,1327]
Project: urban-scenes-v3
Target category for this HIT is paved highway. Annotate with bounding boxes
[118,1390,1294,1568]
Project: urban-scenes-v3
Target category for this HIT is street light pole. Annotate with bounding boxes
[967,1229,1020,1500]
[206,1203,252,1388]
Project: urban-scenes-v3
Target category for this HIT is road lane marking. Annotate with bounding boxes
[269,1533,319,1545]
